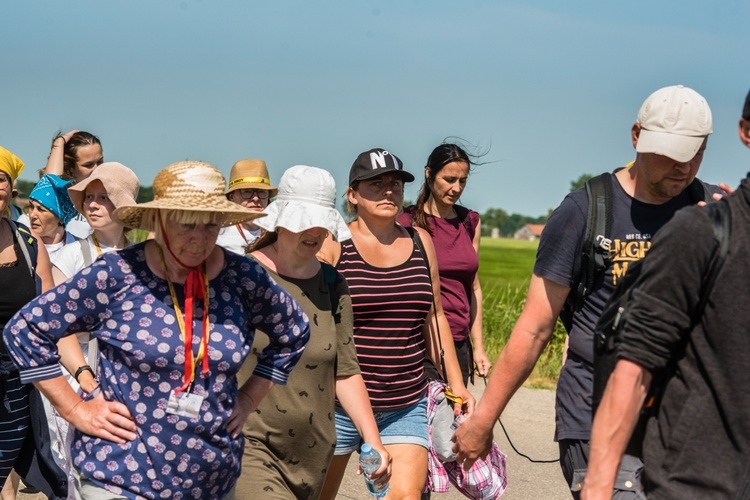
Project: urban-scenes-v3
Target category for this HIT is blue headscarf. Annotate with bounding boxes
[29,174,77,224]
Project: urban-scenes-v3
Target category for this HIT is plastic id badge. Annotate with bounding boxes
[166,390,204,418]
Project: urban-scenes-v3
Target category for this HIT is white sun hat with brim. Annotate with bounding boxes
[254,165,351,241]
[113,160,266,232]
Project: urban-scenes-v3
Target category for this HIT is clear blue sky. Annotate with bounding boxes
[2,1,749,217]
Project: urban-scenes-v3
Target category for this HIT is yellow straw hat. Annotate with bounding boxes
[224,159,277,197]
[113,160,266,231]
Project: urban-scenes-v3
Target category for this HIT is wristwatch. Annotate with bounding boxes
[74,364,95,383]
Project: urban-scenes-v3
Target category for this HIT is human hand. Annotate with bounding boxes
[580,481,614,500]
[358,443,392,489]
[452,385,476,416]
[451,414,493,471]
[60,130,80,143]
[699,182,735,206]
[226,388,258,438]
[473,351,492,378]
[67,390,137,444]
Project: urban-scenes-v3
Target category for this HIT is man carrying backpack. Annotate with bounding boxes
[453,85,721,499]
[582,91,750,499]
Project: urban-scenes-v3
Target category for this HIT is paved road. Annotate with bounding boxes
[18,384,569,499]
[335,383,569,499]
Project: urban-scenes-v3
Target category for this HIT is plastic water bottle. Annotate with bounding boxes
[360,443,390,498]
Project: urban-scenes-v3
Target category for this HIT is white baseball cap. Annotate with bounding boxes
[635,85,713,163]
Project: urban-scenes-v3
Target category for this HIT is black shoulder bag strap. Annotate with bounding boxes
[406,226,449,379]
[685,177,713,205]
[320,262,341,319]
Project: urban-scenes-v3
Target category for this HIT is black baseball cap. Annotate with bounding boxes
[743,89,750,120]
[348,148,415,186]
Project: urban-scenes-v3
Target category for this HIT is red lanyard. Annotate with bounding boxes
[156,243,210,395]
[235,224,251,246]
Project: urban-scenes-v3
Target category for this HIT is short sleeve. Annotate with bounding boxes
[332,271,360,378]
[533,191,587,288]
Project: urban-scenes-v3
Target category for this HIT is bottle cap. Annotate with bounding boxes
[361,443,373,454]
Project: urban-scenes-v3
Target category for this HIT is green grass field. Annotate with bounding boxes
[478,237,565,388]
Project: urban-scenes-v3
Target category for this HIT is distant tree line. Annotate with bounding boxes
[480,173,592,237]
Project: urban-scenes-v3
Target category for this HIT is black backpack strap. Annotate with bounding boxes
[686,178,713,205]
[320,262,341,318]
[7,219,37,279]
[561,173,613,332]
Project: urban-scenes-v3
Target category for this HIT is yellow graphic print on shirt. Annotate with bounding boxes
[610,235,652,286]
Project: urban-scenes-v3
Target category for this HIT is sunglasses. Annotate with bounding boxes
[236,189,270,200]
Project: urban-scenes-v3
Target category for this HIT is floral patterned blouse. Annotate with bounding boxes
[3,244,310,500]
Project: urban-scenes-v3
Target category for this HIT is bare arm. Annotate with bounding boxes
[226,375,275,438]
[417,227,476,415]
[469,217,491,377]
[581,360,652,500]
[50,260,99,391]
[34,375,136,444]
[337,374,392,482]
[51,264,68,286]
[317,232,342,266]
[43,130,78,176]
[56,334,99,394]
[452,273,569,468]
[35,241,54,292]
[43,130,77,176]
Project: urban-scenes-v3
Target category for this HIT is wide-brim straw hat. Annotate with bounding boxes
[68,162,140,214]
[225,159,278,197]
[113,160,265,232]
[254,165,351,241]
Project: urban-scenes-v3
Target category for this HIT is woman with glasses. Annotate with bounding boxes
[216,159,277,255]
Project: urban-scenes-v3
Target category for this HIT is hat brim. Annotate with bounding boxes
[350,169,415,185]
[636,130,707,163]
[224,182,278,198]
[254,199,351,242]
[112,198,266,232]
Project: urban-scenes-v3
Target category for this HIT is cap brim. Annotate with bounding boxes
[351,169,415,185]
[254,199,351,242]
[636,130,706,163]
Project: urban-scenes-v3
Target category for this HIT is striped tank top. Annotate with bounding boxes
[337,234,433,410]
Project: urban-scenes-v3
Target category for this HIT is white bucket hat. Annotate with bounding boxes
[254,165,351,241]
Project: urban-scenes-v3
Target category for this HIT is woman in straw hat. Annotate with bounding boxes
[234,165,391,498]
[0,146,64,498]
[318,148,475,499]
[215,158,277,255]
[3,160,310,500]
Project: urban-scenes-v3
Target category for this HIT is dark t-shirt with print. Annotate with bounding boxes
[534,173,712,441]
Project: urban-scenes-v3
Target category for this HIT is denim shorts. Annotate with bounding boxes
[334,396,429,455]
